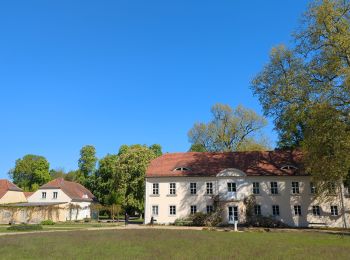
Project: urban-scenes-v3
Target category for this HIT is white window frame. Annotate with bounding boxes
[312,205,321,216]
[253,182,260,194]
[169,183,176,195]
[270,182,278,195]
[206,205,214,214]
[152,183,159,195]
[53,192,58,199]
[42,192,46,199]
[169,205,176,216]
[190,183,197,195]
[272,205,280,216]
[152,205,159,216]
[227,182,236,192]
[330,205,338,216]
[292,182,300,194]
[254,205,261,216]
[294,205,302,216]
[206,182,213,195]
[310,182,317,194]
[190,205,197,215]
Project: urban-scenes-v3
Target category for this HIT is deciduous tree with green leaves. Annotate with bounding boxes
[78,145,97,180]
[188,103,269,152]
[9,154,51,191]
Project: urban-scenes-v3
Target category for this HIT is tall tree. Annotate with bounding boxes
[252,0,350,196]
[189,143,207,152]
[116,145,157,214]
[9,154,50,191]
[78,145,97,179]
[188,103,269,152]
[149,144,163,157]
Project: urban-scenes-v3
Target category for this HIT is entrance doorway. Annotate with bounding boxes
[228,206,238,224]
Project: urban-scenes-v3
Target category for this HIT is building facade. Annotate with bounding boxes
[145,151,350,227]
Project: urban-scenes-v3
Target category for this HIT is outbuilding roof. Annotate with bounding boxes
[146,150,304,178]
[0,179,23,199]
[39,178,95,202]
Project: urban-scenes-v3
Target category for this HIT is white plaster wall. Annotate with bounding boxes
[0,191,27,204]
[145,176,350,228]
[27,189,72,203]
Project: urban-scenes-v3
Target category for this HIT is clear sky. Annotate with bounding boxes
[0,0,311,178]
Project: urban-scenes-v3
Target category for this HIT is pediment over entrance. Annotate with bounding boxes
[217,168,246,177]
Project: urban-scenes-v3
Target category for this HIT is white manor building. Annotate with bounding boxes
[144,151,350,227]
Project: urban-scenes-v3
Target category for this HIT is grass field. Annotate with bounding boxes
[0,229,350,259]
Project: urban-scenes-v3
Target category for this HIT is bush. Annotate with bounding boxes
[84,218,91,223]
[174,212,223,227]
[41,220,55,225]
[246,215,289,228]
[7,224,43,231]
[190,212,207,226]
[174,217,192,226]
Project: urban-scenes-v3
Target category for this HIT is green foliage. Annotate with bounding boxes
[190,212,207,226]
[188,103,269,152]
[78,145,97,178]
[189,143,207,152]
[9,154,51,191]
[149,144,163,157]
[41,220,55,225]
[7,224,43,231]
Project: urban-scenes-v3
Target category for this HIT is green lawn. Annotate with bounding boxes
[0,229,350,259]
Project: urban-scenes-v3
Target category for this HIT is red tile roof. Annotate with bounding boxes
[23,192,34,198]
[40,178,95,202]
[146,150,304,177]
[0,179,23,199]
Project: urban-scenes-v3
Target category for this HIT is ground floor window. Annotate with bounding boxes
[190,205,197,215]
[254,205,261,216]
[330,205,338,216]
[152,205,158,216]
[206,205,214,214]
[312,206,320,216]
[272,205,280,216]
[169,205,176,216]
[294,205,301,216]
[228,206,238,222]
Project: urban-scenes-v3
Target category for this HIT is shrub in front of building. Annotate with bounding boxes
[7,224,43,231]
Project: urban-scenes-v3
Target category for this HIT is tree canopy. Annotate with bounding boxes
[188,103,269,152]
[78,145,97,180]
[9,154,51,191]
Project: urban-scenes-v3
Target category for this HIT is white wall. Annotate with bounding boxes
[28,189,72,203]
[145,176,350,227]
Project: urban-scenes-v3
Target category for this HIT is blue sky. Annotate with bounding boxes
[0,0,310,178]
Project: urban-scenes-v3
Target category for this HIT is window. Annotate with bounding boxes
[270,182,278,195]
[174,167,190,171]
[190,183,197,195]
[310,182,317,194]
[169,183,176,195]
[272,205,280,216]
[152,183,159,195]
[152,205,159,216]
[330,205,338,216]
[312,206,321,216]
[206,182,213,195]
[294,205,302,216]
[169,205,176,216]
[292,182,300,194]
[42,192,46,199]
[254,205,261,216]
[190,205,197,215]
[253,182,260,194]
[53,192,58,199]
[227,182,236,192]
[328,182,336,194]
[281,165,298,170]
[206,205,214,214]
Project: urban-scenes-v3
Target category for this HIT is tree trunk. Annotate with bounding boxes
[339,184,348,229]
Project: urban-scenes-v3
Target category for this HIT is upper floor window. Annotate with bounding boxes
[253,182,260,194]
[227,182,236,192]
[270,182,278,195]
[42,192,46,199]
[330,205,338,216]
[328,182,336,195]
[169,183,176,195]
[53,192,58,199]
[294,205,302,216]
[206,182,213,195]
[190,183,197,195]
[312,205,321,216]
[152,183,159,195]
[292,182,300,194]
[310,182,317,194]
